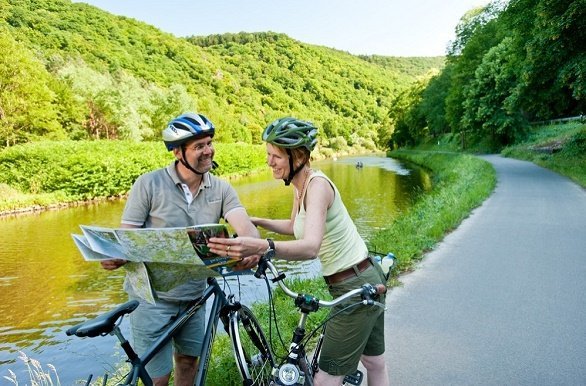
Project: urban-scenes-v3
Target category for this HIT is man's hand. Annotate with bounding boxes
[233,254,261,271]
[100,259,127,270]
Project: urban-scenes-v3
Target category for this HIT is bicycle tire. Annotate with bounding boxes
[229,305,275,385]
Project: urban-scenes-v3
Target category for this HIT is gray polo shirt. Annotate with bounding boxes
[121,161,244,301]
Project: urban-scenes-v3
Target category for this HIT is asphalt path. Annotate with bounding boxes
[377,155,586,385]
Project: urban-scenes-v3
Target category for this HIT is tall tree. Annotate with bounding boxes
[0,29,64,146]
[461,37,527,148]
[503,0,586,119]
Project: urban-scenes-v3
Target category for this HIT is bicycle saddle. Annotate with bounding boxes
[66,300,139,338]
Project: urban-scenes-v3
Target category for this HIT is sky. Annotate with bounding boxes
[74,0,490,57]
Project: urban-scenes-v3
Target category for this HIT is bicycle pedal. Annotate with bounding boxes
[342,369,363,385]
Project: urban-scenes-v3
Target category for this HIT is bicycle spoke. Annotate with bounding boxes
[229,305,275,385]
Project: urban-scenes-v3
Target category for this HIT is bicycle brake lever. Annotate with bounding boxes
[360,283,387,305]
[271,272,286,283]
[254,256,268,279]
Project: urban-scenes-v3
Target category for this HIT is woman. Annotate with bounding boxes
[208,117,389,386]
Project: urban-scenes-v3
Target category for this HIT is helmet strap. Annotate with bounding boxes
[179,146,207,175]
[283,149,305,186]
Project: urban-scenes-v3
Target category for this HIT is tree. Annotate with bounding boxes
[388,79,428,147]
[504,0,586,119]
[444,4,505,136]
[461,37,527,148]
[0,29,64,146]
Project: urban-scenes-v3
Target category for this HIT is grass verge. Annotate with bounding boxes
[501,122,586,188]
[205,150,497,384]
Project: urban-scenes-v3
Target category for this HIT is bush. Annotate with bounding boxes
[0,140,267,212]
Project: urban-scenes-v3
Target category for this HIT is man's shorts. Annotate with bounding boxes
[129,298,206,378]
[318,262,386,376]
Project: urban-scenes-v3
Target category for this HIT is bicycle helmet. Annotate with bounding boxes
[163,113,215,151]
[262,117,318,151]
[263,117,318,185]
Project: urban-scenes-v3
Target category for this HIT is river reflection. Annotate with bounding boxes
[0,154,430,384]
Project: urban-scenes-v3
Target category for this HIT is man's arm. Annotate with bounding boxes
[226,207,260,238]
[225,208,261,269]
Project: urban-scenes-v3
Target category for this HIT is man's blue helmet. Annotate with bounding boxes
[162,113,215,151]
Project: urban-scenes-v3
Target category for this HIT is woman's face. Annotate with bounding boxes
[266,143,289,180]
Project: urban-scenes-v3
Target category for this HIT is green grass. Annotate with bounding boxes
[206,150,498,384]
[502,122,586,188]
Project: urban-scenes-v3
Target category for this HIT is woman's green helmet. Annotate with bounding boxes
[262,117,318,151]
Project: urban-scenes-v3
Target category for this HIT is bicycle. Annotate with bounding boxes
[246,253,392,386]
[66,274,275,386]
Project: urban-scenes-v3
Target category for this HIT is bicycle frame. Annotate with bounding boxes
[253,256,388,386]
[67,276,237,386]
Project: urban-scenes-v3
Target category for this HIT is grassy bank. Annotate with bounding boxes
[204,150,497,384]
[0,141,267,215]
[501,122,586,188]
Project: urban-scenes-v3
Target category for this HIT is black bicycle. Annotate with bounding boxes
[66,275,275,386]
[248,254,391,386]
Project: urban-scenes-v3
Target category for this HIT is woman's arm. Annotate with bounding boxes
[208,177,334,261]
[251,217,294,235]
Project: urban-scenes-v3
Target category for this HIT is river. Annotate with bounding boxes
[0,154,430,384]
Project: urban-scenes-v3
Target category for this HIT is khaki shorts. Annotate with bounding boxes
[129,298,205,378]
[318,263,386,376]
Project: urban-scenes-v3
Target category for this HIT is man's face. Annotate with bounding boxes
[176,135,215,174]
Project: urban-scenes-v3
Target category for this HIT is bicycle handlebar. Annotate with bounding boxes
[254,255,386,309]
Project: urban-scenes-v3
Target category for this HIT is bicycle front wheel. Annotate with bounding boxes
[229,305,275,385]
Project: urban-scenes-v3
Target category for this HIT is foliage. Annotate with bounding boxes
[388,76,434,148]
[0,0,442,150]
[0,27,72,146]
[388,0,585,151]
[461,37,528,149]
[502,122,586,187]
[0,140,266,212]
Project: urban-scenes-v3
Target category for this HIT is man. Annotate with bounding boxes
[101,112,259,386]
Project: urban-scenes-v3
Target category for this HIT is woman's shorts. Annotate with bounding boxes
[318,262,386,376]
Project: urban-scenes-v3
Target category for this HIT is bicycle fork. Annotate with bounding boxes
[307,326,363,386]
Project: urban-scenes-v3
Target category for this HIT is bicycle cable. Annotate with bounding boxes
[296,301,374,352]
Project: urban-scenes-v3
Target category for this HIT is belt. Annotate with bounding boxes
[324,258,372,285]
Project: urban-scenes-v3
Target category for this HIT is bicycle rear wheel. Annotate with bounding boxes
[229,305,275,385]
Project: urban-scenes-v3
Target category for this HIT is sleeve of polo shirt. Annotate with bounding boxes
[121,175,151,227]
[221,181,246,220]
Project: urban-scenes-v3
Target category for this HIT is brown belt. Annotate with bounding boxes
[324,258,373,285]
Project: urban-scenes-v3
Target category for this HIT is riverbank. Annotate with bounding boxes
[0,140,376,217]
[205,149,498,384]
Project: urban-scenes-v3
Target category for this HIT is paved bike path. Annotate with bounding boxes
[380,155,586,385]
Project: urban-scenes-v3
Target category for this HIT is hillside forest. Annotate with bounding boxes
[0,0,443,151]
[390,0,584,150]
[1,0,583,155]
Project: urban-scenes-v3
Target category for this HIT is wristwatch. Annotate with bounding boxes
[265,238,275,260]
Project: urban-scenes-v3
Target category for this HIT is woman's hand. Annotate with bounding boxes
[208,236,263,270]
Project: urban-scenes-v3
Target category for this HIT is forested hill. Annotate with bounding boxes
[0,0,444,150]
